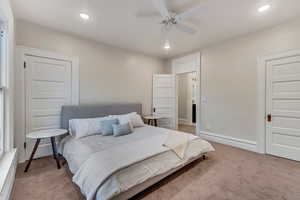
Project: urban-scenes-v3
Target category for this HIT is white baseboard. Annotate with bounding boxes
[20,143,56,163]
[0,149,17,200]
[200,131,258,153]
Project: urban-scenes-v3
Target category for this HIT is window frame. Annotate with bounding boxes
[0,21,7,158]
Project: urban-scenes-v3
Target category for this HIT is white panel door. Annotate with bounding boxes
[153,74,176,129]
[25,55,72,158]
[266,55,300,161]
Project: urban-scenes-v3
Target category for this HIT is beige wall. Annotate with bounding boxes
[15,20,167,115]
[192,17,300,143]
[16,16,300,147]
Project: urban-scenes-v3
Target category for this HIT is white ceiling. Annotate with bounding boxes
[12,0,300,59]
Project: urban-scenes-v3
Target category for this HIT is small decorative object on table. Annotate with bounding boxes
[143,115,164,127]
[24,129,68,172]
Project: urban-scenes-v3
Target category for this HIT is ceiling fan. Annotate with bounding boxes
[137,0,204,35]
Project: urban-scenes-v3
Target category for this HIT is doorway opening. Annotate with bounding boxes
[177,72,197,135]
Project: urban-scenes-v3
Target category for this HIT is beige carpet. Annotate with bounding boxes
[12,142,300,200]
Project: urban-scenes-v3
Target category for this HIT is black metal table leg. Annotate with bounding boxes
[24,139,41,172]
[154,119,158,127]
[147,119,151,125]
[149,119,153,126]
[50,137,61,169]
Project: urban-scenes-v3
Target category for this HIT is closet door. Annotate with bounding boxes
[266,55,300,161]
[24,55,72,158]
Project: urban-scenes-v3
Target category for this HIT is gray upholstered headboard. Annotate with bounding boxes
[61,103,142,130]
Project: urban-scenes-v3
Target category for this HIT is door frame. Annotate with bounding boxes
[171,52,201,135]
[257,49,300,154]
[15,46,79,163]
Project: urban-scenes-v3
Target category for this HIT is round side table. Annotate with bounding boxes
[143,115,164,127]
[24,129,68,172]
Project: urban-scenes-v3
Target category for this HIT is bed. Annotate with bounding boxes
[59,104,214,200]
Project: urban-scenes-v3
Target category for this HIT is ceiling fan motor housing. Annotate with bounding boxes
[162,17,178,25]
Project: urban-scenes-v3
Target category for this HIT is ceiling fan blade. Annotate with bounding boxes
[136,11,161,18]
[175,5,204,21]
[175,23,197,34]
[152,0,170,19]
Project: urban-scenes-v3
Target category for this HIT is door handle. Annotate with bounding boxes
[267,114,272,122]
[153,108,156,113]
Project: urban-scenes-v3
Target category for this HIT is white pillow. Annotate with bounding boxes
[110,112,144,128]
[69,116,109,139]
[130,113,145,127]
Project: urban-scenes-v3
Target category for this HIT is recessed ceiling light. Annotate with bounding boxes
[258,4,271,13]
[164,40,171,50]
[80,13,90,20]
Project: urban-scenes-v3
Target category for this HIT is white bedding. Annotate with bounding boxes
[59,126,214,200]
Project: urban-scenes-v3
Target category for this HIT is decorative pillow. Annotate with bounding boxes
[100,119,119,136]
[69,117,109,139]
[110,112,144,128]
[112,123,132,137]
[114,114,134,131]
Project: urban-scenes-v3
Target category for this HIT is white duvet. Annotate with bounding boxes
[59,126,214,200]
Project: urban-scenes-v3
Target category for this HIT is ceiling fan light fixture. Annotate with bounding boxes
[164,40,171,50]
[80,12,90,20]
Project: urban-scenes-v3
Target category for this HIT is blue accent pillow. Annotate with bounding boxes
[113,123,132,137]
[100,119,119,136]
